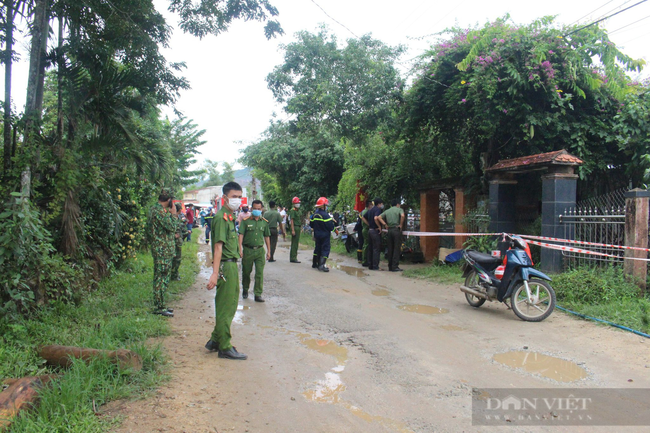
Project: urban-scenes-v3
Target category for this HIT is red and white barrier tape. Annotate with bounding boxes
[402,231,498,237]
[520,234,650,253]
[400,231,650,262]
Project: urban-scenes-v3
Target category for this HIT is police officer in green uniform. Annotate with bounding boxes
[360,199,373,267]
[263,200,282,262]
[288,196,302,263]
[171,202,188,281]
[147,188,177,317]
[205,182,247,360]
[377,199,406,272]
[239,199,271,302]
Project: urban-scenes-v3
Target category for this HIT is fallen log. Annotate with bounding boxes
[38,345,142,372]
[0,374,57,429]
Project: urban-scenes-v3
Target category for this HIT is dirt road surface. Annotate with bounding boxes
[111,231,650,432]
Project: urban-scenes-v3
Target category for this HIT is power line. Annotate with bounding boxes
[309,0,360,39]
[620,29,650,43]
[564,0,648,36]
[408,0,467,40]
[395,0,430,30]
[593,0,636,21]
[570,0,617,25]
[609,14,650,33]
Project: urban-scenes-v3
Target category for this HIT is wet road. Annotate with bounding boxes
[114,234,650,433]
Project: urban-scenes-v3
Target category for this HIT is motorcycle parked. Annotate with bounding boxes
[461,234,556,322]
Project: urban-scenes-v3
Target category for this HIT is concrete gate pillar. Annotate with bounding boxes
[541,169,578,273]
[420,190,440,262]
[624,189,649,292]
[488,177,517,234]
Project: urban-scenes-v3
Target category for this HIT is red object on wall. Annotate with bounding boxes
[354,182,366,212]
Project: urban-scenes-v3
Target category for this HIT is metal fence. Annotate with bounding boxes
[559,204,626,269]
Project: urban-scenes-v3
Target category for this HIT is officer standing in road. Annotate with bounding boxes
[204,207,215,244]
[171,202,188,281]
[310,197,335,272]
[360,199,373,267]
[239,200,271,302]
[366,197,385,271]
[377,199,406,272]
[263,200,282,262]
[147,188,177,317]
[288,197,302,263]
[205,181,247,360]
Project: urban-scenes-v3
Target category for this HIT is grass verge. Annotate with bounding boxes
[0,237,200,432]
[403,261,464,285]
[553,266,650,334]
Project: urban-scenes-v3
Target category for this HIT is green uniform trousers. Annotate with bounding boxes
[152,253,172,311]
[171,245,182,279]
[269,228,278,260]
[211,261,240,351]
[362,227,370,264]
[290,231,301,261]
[242,247,265,296]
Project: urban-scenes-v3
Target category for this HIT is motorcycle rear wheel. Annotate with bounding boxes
[511,279,556,322]
[464,270,486,308]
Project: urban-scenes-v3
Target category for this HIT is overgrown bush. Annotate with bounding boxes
[0,192,83,314]
[553,266,641,305]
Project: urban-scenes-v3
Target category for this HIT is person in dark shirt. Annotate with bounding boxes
[366,198,385,270]
[310,197,335,272]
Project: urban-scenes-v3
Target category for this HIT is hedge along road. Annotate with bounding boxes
[109,229,650,433]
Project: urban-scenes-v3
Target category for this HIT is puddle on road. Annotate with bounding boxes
[331,264,368,278]
[299,337,348,365]
[398,304,449,315]
[493,351,587,382]
[372,288,390,296]
[303,372,346,403]
[296,331,412,432]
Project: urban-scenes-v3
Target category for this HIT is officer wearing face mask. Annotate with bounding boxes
[238,199,271,302]
[205,181,247,360]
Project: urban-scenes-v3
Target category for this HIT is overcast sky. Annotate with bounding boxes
[3,0,650,169]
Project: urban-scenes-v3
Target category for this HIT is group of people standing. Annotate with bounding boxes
[359,198,405,272]
[148,183,405,361]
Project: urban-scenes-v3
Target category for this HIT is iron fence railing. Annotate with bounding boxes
[559,207,626,268]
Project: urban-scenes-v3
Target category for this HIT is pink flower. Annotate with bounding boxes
[503,109,508,113]
[461,99,467,103]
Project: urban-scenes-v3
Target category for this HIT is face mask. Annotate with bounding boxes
[295,203,301,208]
[226,197,241,211]
[251,210,262,217]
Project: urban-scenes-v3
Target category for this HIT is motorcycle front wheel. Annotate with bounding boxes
[464,270,486,308]
[511,279,556,322]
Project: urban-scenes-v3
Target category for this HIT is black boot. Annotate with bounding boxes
[318,257,329,272]
[357,250,363,263]
[312,255,319,268]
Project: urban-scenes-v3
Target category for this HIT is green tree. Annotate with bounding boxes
[221,161,235,183]
[402,16,645,193]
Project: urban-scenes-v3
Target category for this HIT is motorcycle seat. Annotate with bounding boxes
[466,250,501,265]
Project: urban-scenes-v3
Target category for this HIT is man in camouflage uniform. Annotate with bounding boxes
[147,188,177,317]
[171,202,188,281]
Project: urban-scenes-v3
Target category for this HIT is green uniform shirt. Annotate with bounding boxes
[175,215,186,247]
[263,209,282,230]
[380,206,404,228]
[288,208,302,230]
[240,217,271,247]
[211,207,240,259]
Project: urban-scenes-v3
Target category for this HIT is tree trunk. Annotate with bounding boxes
[56,15,64,146]
[0,375,57,429]
[3,0,14,174]
[38,345,143,371]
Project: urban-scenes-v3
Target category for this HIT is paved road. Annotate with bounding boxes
[112,233,650,433]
